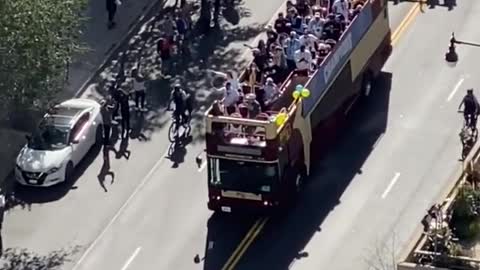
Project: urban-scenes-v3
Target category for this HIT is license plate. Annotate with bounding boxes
[29,180,38,184]
[221,206,231,213]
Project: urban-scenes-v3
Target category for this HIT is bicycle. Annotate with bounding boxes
[167,109,191,143]
[458,110,478,135]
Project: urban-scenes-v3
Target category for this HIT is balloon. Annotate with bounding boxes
[301,88,310,98]
[275,112,287,126]
[292,90,300,99]
[295,84,304,91]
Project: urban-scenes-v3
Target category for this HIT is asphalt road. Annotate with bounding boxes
[0,1,441,270]
[0,0,283,269]
[232,2,480,270]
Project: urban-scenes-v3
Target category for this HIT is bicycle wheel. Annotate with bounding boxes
[168,121,179,143]
[183,111,192,136]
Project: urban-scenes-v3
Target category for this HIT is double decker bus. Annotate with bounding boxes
[204,0,392,212]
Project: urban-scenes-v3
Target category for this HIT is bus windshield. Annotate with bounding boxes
[209,158,279,193]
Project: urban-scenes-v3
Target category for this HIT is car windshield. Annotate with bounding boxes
[28,123,70,151]
[209,158,279,193]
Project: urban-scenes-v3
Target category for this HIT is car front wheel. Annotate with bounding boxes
[95,124,103,147]
[64,162,74,182]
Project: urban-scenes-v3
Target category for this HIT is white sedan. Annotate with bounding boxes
[15,98,103,187]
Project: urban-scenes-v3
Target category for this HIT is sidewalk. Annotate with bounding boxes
[66,0,173,97]
[0,0,172,182]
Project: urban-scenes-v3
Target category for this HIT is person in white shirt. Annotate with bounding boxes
[222,81,240,108]
[307,13,325,39]
[263,77,280,105]
[210,70,241,94]
[332,0,350,21]
[299,29,319,52]
[294,45,312,71]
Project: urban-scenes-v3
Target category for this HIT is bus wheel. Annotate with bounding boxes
[295,174,302,193]
[294,163,307,193]
[361,71,374,97]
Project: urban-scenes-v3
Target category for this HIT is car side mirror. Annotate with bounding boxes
[71,139,79,145]
[25,134,31,141]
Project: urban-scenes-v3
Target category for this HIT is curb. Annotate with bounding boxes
[397,139,480,263]
[73,0,169,98]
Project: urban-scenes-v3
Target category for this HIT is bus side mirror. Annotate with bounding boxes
[196,156,203,168]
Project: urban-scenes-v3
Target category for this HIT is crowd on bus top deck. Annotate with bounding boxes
[210,0,366,122]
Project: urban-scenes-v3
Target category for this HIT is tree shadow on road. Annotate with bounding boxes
[201,72,393,270]
[85,1,263,145]
[0,245,81,270]
[2,145,101,211]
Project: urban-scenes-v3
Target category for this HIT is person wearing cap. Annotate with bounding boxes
[100,96,115,146]
[308,12,325,39]
[244,93,261,119]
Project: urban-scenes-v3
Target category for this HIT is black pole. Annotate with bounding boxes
[445,32,458,63]
[446,32,480,62]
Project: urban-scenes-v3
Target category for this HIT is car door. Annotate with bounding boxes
[69,113,91,165]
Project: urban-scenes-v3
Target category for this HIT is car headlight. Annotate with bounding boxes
[47,167,60,174]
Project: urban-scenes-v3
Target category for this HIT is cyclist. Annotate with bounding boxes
[167,83,189,125]
[458,89,480,130]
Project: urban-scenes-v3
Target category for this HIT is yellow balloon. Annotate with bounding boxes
[292,90,300,99]
[301,88,310,98]
[275,113,287,126]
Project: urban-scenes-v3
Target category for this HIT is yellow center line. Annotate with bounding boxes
[219,4,422,270]
[224,217,269,270]
[220,218,264,270]
[392,3,421,46]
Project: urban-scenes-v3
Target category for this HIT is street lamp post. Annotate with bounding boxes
[446,32,480,63]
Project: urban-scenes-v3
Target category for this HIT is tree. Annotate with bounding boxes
[0,0,87,113]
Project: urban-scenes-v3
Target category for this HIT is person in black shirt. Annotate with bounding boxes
[118,88,130,139]
[322,14,337,40]
[266,26,279,52]
[274,13,289,34]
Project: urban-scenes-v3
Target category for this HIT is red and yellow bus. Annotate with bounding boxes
[204,0,392,212]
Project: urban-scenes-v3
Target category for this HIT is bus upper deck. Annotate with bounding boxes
[205,0,386,150]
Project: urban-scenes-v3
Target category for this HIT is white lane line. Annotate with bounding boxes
[120,247,142,270]
[72,148,170,270]
[198,161,207,172]
[447,78,465,102]
[381,172,401,199]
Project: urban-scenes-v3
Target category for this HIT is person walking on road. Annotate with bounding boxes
[130,68,147,112]
[106,0,121,29]
[118,88,131,139]
[100,97,115,146]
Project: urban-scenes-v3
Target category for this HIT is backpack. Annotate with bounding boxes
[464,95,476,111]
[173,90,185,105]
